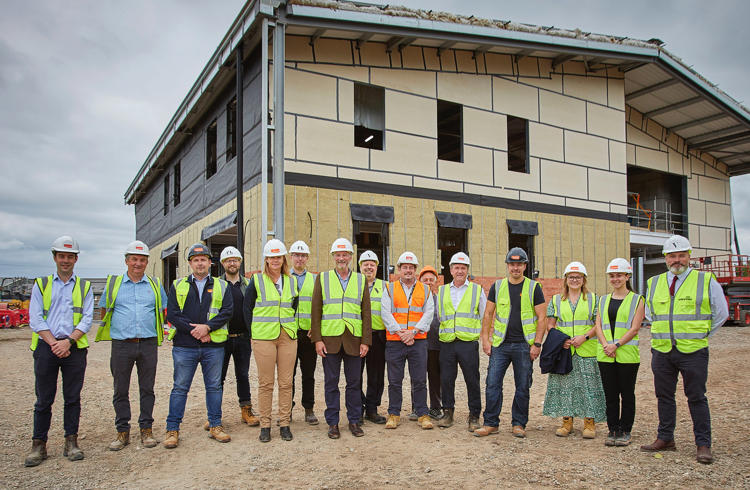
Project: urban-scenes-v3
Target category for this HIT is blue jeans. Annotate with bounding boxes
[483,342,533,428]
[166,346,224,431]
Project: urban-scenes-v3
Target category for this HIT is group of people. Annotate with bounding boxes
[25,232,727,467]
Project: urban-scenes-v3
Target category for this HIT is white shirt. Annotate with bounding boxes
[449,280,488,319]
[380,280,434,334]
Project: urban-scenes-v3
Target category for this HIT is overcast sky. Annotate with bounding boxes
[1,0,748,278]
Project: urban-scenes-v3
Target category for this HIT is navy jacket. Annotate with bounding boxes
[167,275,233,348]
[539,327,572,375]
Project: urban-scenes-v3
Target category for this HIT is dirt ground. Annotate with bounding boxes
[1,326,749,489]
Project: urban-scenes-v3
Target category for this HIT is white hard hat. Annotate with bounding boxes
[330,238,354,254]
[51,235,80,254]
[220,246,242,263]
[358,250,379,265]
[263,239,287,257]
[289,240,311,255]
[606,258,632,275]
[564,261,587,276]
[125,240,150,256]
[396,251,419,267]
[662,235,692,255]
[449,252,470,266]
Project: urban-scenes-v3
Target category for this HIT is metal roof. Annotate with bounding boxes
[126,0,750,203]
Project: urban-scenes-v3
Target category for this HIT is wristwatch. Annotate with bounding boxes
[584,334,590,340]
[614,342,621,348]
[67,337,76,347]
[533,342,542,348]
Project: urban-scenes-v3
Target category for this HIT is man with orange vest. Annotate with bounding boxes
[381,252,434,430]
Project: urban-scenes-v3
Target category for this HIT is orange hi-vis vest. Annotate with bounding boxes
[386,280,429,341]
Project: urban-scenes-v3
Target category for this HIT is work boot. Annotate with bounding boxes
[438,409,454,428]
[615,432,632,447]
[304,408,319,426]
[163,431,179,449]
[63,434,84,461]
[280,426,293,441]
[512,425,526,438]
[408,411,418,421]
[428,408,443,420]
[473,426,499,437]
[582,418,596,439]
[605,431,617,447]
[418,415,434,430]
[365,412,386,424]
[24,439,47,467]
[385,414,400,429]
[242,405,260,426]
[640,439,676,452]
[556,417,573,437]
[140,428,158,448]
[259,428,271,443]
[108,431,130,451]
[203,420,210,431]
[349,423,365,437]
[696,446,714,464]
[208,425,231,443]
[467,415,481,432]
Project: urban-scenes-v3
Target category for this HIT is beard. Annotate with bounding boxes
[669,263,688,275]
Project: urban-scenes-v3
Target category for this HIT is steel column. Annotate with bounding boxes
[235,41,245,275]
[272,21,286,243]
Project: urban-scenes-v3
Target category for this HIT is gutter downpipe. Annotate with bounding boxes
[261,17,270,261]
[235,41,245,276]
[272,17,285,243]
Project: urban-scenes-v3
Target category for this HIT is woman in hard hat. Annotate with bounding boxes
[593,258,645,447]
[542,262,606,439]
[243,239,298,443]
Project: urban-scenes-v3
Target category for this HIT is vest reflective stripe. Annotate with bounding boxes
[96,274,164,345]
[437,282,482,342]
[251,273,297,340]
[492,278,538,346]
[30,275,91,351]
[294,272,316,331]
[168,277,228,343]
[321,270,364,337]
[596,292,641,363]
[386,281,429,341]
[369,279,385,331]
[646,270,712,354]
[552,292,596,357]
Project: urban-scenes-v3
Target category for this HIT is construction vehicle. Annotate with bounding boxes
[696,254,750,326]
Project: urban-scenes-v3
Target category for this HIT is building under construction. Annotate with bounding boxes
[126,0,750,295]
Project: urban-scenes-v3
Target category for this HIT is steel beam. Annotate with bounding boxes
[309,28,326,45]
[551,53,575,69]
[727,161,750,176]
[273,21,286,243]
[235,41,245,274]
[686,125,746,145]
[625,78,679,101]
[261,18,269,251]
[644,96,703,119]
[669,112,728,132]
[699,133,750,152]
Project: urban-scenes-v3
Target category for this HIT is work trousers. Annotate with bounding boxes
[385,339,428,417]
[292,330,317,409]
[651,347,711,446]
[598,361,639,433]
[221,335,252,406]
[360,329,386,414]
[440,339,481,416]
[322,350,362,426]
[166,345,223,431]
[252,330,297,428]
[111,338,158,432]
[32,341,87,441]
[427,348,442,411]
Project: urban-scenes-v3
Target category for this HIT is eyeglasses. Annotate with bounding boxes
[567,276,584,281]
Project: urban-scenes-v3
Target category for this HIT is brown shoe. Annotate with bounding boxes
[108,431,130,451]
[349,423,365,437]
[512,425,526,438]
[140,428,158,448]
[304,408,319,425]
[209,425,231,443]
[640,439,676,452]
[63,434,84,461]
[473,425,499,437]
[696,446,714,464]
[418,415,434,430]
[242,405,260,426]
[163,430,179,449]
[24,439,47,467]
[328,425,341,439]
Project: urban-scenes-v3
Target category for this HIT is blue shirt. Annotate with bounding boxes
[98,274,168,340]
[29,273,94,338]
[194,275,208,301]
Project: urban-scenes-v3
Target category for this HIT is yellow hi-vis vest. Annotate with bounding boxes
[646,269,713,354]
[492,278,538,347]
[294,272,316,331]
[552,292,597,357]
[30,275,91,351]
[596,291,641,363]
[168,276,228,343]
[369,279,385,331]
[96,274,164,345]
[320,270,364,337]
[251,273,297,340]
[437,282,482,342]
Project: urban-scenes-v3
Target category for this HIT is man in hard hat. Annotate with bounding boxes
[640,235,728,464]
[25,236,93,467]
[358,250,387,424]
[478,247,547,438]
[435,252,487,431]
[381,251,434,430]
[289,240,320,425]
[96,240,168,452]
[419,265,443,420]
[310,238,372,439]
[163,243,233,449]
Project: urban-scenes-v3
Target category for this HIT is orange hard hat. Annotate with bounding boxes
[418,266,439,279]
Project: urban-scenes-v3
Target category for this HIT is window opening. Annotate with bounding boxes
[437,99,462,162]
[354,83,384,150]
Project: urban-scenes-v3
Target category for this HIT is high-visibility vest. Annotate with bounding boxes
[386,281,429,341]
[294,272,316,331]
[30,275,91,351]
[492,278,539,347]
[167,276,228,343]
[596,292,641,363]
[320,269,364,337]
[96,274,164,345]
[250,273,297,340]
[437,282,482,342]
[552,292,596,357]
[646,269,713,354]
[369,279,385,331]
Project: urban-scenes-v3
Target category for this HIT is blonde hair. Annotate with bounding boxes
[264,256,289,277]
[562,273,589,301]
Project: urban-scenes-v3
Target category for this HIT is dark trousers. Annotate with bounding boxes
[32,341,87,441]
[427,349,441,411]
[598,361,639,433]
[439,340,481,415]
[651,347,711,446]
[111,338,158,432]
[293,331,317,409]
[221,335,252,405]
[322,350,362,425]
[360,329,386,413]
[385,339,428,417]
